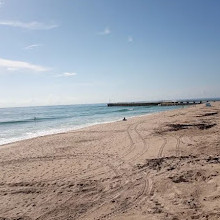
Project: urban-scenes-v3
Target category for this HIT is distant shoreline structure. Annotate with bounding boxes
[107,99,218,107]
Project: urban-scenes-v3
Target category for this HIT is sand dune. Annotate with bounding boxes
[0,102,220,220]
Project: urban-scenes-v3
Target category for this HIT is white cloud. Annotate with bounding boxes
[56,72,77,77]
[128,36,133,43]
[0,58,49,72]
[0,20,59,30]
[63,72,77,76]
[24,44,42,50]
[98,27,111,35]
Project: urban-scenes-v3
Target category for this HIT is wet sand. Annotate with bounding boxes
[0,102,220,220]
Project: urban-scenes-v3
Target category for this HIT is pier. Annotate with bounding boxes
[107,100,212,107]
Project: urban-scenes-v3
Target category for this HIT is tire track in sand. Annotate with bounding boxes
[35,152,123,220]
[76,123,140,220]
[97,122,152,219]
[157,136,167,158]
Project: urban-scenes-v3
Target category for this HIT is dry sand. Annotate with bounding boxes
[0,102,220,220]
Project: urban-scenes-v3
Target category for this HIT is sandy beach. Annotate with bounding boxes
[0,102,220,220]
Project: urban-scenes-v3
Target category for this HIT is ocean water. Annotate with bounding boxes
[0,104,182,146]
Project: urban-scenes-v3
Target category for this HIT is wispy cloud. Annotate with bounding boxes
[128,36,133,43]
[0,58,49,72]
[0,20,59,30]
[98,27,111,35]
[24,44,42,50]
[56,72,77,77]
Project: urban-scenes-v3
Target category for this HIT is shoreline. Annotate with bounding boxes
[0,102,219,219]
[0,106,183,147]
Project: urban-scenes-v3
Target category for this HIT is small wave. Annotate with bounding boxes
[88,108,134,115]
[114,108,134,113]
[0,119,34,125]
[0,115,73,125]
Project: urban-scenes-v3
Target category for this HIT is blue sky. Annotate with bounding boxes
[0,0,219,107]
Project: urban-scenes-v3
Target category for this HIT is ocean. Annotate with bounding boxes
[0,104,182,146]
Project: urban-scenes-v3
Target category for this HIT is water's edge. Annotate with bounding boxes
[0,106,184,147]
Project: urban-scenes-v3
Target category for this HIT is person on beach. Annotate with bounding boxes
[123,117,127,121]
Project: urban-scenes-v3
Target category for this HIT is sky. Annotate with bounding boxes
[0,0,220,107]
